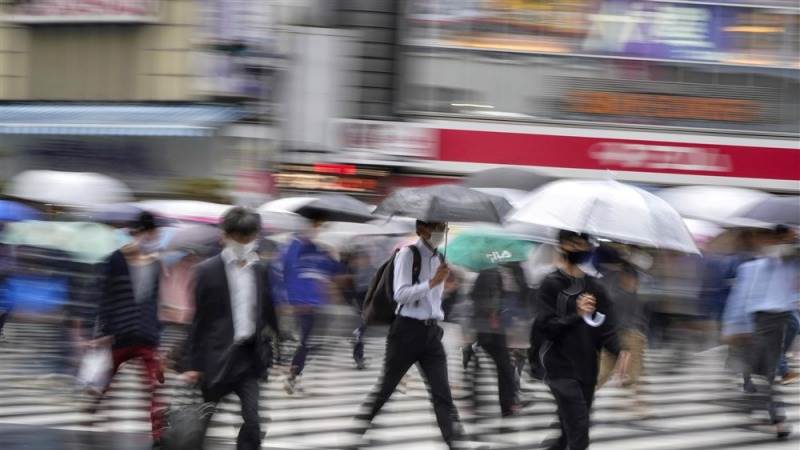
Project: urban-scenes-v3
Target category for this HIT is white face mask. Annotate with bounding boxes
[427,231,446,248]
[227,240,257,260]
[137,236,160,255]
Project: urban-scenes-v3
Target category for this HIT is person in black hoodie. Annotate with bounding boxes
[533,230,628,450]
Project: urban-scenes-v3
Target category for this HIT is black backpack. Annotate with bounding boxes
[362,245,421,326]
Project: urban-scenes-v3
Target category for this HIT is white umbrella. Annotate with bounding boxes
[656,186,769,224]
[258,197,314,232]
[509,179,699,254]
[136,200,232,224]
[6,170,132,207]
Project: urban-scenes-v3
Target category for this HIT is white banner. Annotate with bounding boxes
[330,119,437,161]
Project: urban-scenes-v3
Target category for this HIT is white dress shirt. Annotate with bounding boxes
[393,240,445,321]
[221,247,259,343]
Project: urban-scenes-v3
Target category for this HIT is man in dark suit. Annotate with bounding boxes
[183,207,279,450]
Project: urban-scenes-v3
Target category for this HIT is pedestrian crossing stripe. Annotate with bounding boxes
[0,322,797,450]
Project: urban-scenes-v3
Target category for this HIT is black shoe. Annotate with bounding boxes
[355,358,367,370]
[743,380,757,394]
[462,345,475,370]
[777,423,791,439]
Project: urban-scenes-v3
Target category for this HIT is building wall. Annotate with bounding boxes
[0,18,29,99]
[0,0,199,101]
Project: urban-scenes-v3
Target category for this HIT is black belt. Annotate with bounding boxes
[398,315,439,326]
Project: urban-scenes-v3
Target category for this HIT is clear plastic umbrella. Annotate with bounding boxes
[510,179,699,254]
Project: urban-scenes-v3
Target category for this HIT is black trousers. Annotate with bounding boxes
[362,316,461,444]
[476,332,517,415]
[749,311,791,424]
[202,345,263,450]
[202,376,262,450]
[545,378,595,450]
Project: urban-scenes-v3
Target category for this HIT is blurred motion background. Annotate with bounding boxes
[0,1,798,449]
[0,0,796,202]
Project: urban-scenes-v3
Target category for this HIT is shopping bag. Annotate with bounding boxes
[78,345,112,392]
[160,385,215,450]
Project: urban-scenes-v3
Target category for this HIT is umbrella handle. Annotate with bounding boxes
[443,228,448,261]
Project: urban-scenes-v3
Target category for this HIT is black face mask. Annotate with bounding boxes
[564,249,592,265]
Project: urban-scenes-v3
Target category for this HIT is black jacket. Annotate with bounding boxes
[188,255,279,389]
[534,270,622,384]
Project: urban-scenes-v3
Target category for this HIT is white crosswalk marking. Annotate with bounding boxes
[0,321,798,449]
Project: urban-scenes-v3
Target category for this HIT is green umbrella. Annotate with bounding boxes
[443,228,535,272]
[1,221,123,264]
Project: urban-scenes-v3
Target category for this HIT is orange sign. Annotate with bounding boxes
[567,90,759,122]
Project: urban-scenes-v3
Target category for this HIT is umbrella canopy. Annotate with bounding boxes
[0,200,40,222]
[374,184,512,223]
[510,179,699,254]
[736,196,800,227]
[82,203,144,225]
[463,167,551,191]
[315,220,415,251]
[471,188,529,208]
[656,186,769,223]
[444,228,536,272]
[1,221,122,263]
[161,224,222,252]
[368,217,417,235]
[5,170,133,207]
[136,200,232,224]
[259,195,373,224]
[259,197,313,231]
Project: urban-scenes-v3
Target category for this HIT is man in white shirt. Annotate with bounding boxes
[358,220,464,449]
[184,207,279,450]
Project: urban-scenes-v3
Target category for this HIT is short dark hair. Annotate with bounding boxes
[558,229,591,244]
[132,211,157,233]
[774,224,790,236]
[222,207,261,237]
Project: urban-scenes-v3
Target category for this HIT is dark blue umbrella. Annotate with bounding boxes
[0,200,40,222]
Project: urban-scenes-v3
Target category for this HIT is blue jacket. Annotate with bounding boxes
[281,237,341,306]
[722,256,800,338]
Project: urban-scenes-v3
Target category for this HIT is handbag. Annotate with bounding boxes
[78,345,112,392]
[160,385,216,450]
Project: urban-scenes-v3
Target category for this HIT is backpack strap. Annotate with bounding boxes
[408,245,422,285]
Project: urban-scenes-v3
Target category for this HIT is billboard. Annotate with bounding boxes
[404,0,800,69]
[7,0,159,23]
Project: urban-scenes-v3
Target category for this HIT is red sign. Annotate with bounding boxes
[438,129,800,181]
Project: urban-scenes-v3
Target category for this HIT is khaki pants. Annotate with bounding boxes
[598,330,646,388]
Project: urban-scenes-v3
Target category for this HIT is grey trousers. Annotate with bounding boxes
[749,311,792,424]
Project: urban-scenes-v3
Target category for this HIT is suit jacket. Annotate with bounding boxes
[188,255,279,389]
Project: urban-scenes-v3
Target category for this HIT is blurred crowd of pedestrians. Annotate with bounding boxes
[0,180,797,450]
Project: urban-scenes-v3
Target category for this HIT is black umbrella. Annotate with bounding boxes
[740,196,800,226]
[463,167,551,191]
[295,194,374,223]
[374,184,512,223]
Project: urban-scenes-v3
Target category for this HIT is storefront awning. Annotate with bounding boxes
[0,104,243,137]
